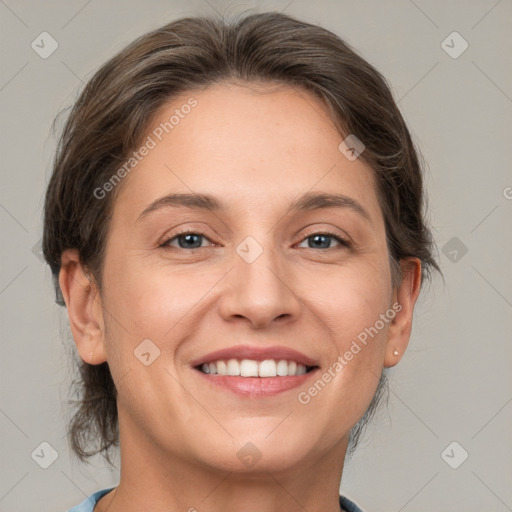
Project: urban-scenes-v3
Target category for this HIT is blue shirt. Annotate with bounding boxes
[68,488,364,511]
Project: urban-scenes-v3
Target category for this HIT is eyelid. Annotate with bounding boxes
[298,224,352,245]
[160,228,216,249]
[158,221,218,243]
[296,229,351,249]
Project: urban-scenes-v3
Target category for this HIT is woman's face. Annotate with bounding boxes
[67,81,419,475]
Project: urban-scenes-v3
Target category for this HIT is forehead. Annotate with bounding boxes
[111,81,381,225]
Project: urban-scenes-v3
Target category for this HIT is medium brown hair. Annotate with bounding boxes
[43,11,441,465]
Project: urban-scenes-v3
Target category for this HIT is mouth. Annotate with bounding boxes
[195,359,317,377]
[190,345,320,397]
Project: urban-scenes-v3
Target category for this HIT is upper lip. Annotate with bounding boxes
[190,345,319,368]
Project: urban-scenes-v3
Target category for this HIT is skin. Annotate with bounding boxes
[59,81,421,512]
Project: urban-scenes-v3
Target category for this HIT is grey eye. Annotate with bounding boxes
[297,233,346,249]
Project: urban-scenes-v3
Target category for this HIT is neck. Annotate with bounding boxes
[97,409,349,512]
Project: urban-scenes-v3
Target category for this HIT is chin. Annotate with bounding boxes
[192,430,317,475]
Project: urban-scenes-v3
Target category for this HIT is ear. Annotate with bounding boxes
[383,257,422,368]
[59,249,108,365]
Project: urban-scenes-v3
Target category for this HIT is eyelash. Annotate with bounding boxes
[159,229,351,251]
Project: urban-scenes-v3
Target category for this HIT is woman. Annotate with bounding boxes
[43,10,440,512]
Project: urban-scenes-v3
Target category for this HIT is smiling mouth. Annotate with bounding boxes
[196,358,317,377]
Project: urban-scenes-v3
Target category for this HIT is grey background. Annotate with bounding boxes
[0,0,511,510]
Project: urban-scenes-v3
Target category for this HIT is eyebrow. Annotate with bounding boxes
[136,191,372,225]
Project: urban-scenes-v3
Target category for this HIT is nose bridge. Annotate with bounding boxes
[238,233,283,291]
[218,231,301,328]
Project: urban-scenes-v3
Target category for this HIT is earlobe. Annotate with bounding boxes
[384,258,422,368]
[59,249,108,365]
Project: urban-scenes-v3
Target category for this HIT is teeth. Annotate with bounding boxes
[276,360,288,376]
[227,359,240,376]
[216,360,227,375]
[200,359,310,377]
[296,364,306,375]
[259,359,277,377]
[240,359,259,377]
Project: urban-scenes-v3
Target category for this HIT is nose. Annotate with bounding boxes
[217,238,302,330]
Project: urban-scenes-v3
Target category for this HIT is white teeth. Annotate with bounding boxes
[259,359,277,377]
[216,360,227,375]
[199,358,312,377]
[226,359,240,376]
[276,360,288,376]
[240,359,259,377]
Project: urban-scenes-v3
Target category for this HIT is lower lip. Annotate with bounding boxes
[194,368,319,397]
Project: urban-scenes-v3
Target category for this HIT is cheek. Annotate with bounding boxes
[100,257,220,361]
[307,258,392,399]
[289,269,393,447]
[312,256,392,340]
[103,248,181,323]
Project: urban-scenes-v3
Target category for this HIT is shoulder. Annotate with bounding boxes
[339,494,365,512]
[67,488,115,512]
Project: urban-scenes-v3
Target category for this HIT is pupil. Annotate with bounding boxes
[180,234,201,248]
[311,234,329,248]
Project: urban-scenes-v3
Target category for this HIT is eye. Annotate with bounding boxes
[296,232,350,250]
[160,230,214,250]
[160,230,351,251]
